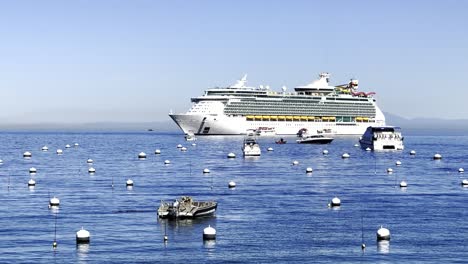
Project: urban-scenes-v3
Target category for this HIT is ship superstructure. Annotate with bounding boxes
[169,73,385,135]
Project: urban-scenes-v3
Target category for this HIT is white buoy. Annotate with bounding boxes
[228,181,236,188]
[461,179,468,186]
[56,149,63,155]
[410,150,416,155]
[459,168,464,173]
[49,197,60,207]
[0,159,3,164]
[433,153,442,160]
[267,147,274,152]
[227,152,236,158]
[376,226,391,241]
[387,168,393,173]
[292,160,299,165]
[126,179,134,186]
[88,167,96,173]
[23,151,32,158]
[74,143,79,147]
[164,160,171,165]
[203,225,216,240]
[76,227,90,244]
[203,168,210,173]
[181,147,188,151]
[138,152,147,159]
[155,149,161,154]
[342,153,350,159]
[29,167,37,174]
[65,144,71,148]
[306,167,313,173]
[177,144,183,148]
[354,143,359,147]
[28,179,36,186]
[365,147,371,151]
[399,180,408,188]
[329,197,341,207]
[87,159,93,164]
[192,143,197,146]
[322,150,329,155]
[42,146,48,151]
[395,160,402,166]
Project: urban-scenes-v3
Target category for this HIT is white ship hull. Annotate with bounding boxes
[170,114,384,135]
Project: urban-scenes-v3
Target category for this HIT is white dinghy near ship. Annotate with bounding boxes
[169,73,385,135]
[185,131,197,141]
[255,127,276,136]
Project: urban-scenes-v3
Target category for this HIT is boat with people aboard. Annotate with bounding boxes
[169,72,385,135]
[242,136,261,156]
[296,134,334,144]
[359,126,404,150]
[157,196,217,219]
[275,138,287,144]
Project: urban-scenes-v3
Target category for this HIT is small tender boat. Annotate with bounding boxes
[275,138,287,144]
[185,131,197,141]
[242,136,261,156]
[359,126,404,150]
[157,196,217,219]
[255,127,276,136]
[296,134,334,144]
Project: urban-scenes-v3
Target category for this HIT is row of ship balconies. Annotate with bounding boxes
[240,115,372,122]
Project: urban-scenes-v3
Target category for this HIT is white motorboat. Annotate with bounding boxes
[359,126,404,150]
[242,137,261,156]
[296,134,334,144]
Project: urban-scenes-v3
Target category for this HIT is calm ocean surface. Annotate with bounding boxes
[0,132,467,263]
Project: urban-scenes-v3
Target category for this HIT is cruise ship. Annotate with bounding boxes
[169,73,385,135]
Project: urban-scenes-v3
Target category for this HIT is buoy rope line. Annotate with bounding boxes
[53,213,58,248]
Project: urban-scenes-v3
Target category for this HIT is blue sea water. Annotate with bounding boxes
[0,132,467,263]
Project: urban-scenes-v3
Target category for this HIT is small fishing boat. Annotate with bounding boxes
[296,134,334,144]
[157,196,217,219]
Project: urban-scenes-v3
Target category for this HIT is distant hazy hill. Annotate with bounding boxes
[385,112,468,135]
[0,120,181,133]
[1,114,467,135]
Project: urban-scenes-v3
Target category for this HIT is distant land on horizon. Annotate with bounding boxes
[0,113,467,135]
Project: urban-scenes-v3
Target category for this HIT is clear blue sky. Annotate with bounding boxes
[0,0,467,123]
